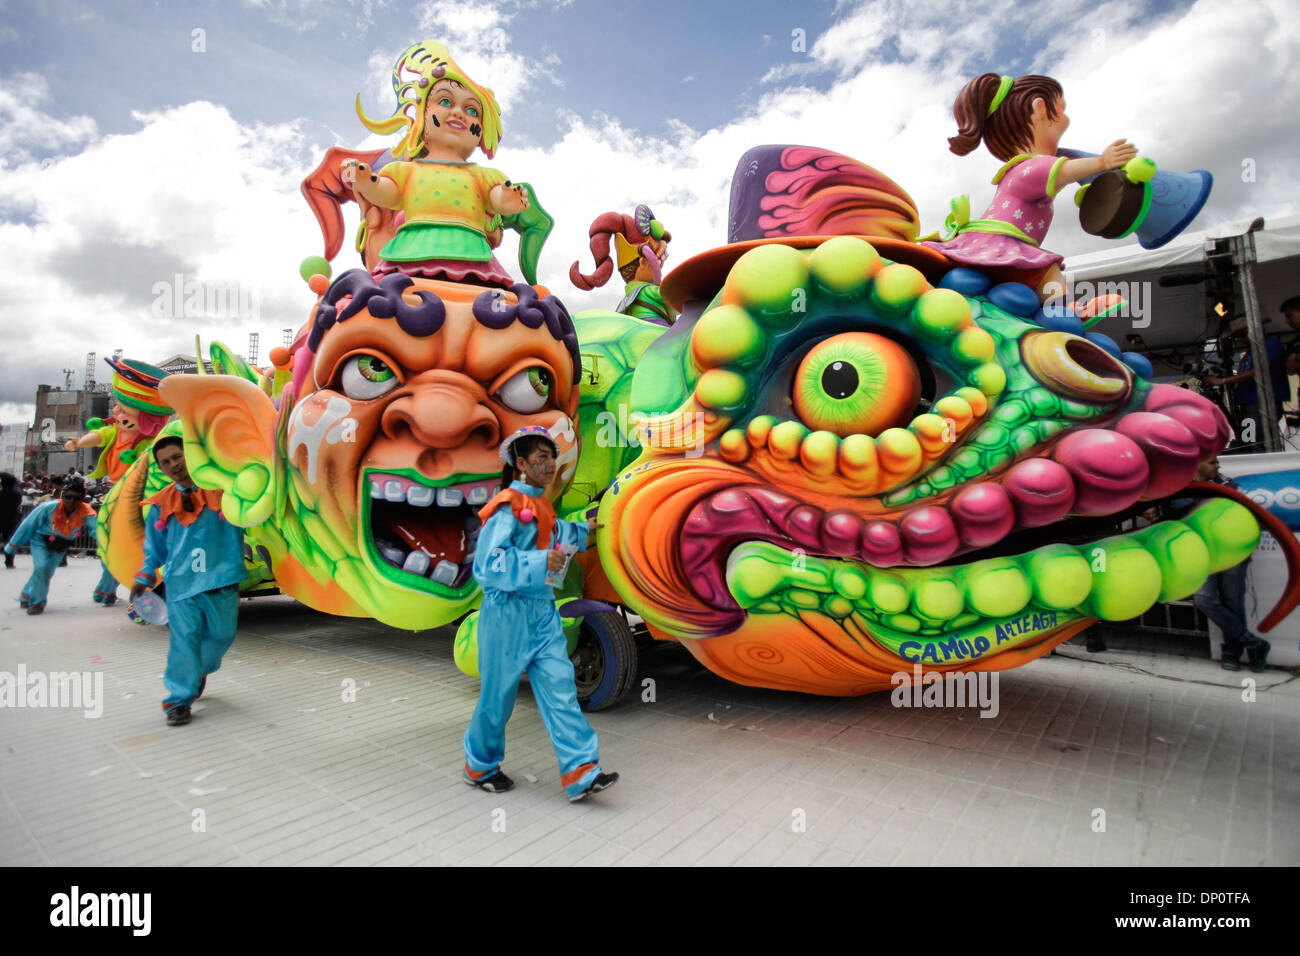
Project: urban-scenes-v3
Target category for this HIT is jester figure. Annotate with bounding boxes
[65,358,173,606]
[570,205,675,325]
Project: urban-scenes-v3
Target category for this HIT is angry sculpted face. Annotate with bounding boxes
[161,271,580,630]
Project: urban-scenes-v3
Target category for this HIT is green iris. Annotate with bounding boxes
[792,332,920,437]
[357,355,395,383]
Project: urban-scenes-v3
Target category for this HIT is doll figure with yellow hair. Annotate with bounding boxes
[341,40,554,286]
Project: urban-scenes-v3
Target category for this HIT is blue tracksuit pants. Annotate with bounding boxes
[464,592,601,798]
[163,585,239,709]
[93,560,118,602]
[20,542,61,609]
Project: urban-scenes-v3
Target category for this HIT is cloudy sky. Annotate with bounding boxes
[2,0,1296,426]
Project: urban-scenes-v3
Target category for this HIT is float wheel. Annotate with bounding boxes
[572,610,638,711]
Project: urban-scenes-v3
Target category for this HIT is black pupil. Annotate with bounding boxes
[821,361,858,399]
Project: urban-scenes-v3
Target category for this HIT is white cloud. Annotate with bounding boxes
[0,73,97,167]
[0,101,324,423]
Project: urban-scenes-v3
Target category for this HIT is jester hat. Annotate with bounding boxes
[356,39,504,160]
[105,357,173,416]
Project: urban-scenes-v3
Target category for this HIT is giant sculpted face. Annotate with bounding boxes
[160,270,581,629]
[593,238,1290,695]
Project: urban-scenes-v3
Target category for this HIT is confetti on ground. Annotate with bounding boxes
[138,770,163,779]
[524,774,538,783]
[86,766,112,777]
[121,692,135,699]
[390,697,409,703]
[298,708,317,713]
[89,655,109,663]
[315,669,339,676]
[249,673,266,678]
[193,769,215,783]
[188,786,227,796]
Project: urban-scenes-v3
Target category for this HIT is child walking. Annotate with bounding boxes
[129,437,245,726]
[463,425,618,802]
[4,479,95,614]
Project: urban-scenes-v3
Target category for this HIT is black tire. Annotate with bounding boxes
[572,610,638,711]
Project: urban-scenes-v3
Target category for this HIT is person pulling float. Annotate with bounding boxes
[5,479,95,615]
[462,425,618,802]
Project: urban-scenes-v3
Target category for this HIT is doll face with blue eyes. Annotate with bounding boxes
[422,79,484,160]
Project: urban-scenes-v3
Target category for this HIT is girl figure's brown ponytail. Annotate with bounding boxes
[948,72,1065,162]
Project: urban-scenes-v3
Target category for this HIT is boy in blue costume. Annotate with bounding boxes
[129,436,245,727]
[463,425,619,802]
[4,479,95,615]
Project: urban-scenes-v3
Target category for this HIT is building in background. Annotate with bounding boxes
[29,384,111,476]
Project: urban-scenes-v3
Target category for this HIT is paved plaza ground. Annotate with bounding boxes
[2,555,1296,866]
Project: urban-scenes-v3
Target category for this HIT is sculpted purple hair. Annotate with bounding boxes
[308,269,447,352]
[472,283,580,379]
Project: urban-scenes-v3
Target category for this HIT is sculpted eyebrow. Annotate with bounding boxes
[309,270,446,352]
[472,285,580,379]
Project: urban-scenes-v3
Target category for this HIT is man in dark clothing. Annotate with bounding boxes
[0,473,19,569]
[1208,320,1289,449]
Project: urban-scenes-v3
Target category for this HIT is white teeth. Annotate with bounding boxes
[467,485,489,505]
[370,480,384,499]
[407,485,434,507]
[377,542,404,566]
[402,551,430,575]
[431,560,458,585]
[384,480,405,502]
[437,487,464,507]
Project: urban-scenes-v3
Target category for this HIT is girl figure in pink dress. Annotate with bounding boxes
[921,73,1137,303]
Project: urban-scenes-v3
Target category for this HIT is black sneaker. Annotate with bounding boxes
[166,704,192,726]
[465,770,514,792]
[1085,632,1106,653]
[19,596,28,608]
[1221,655,1241,672]
[102,595,117,607]
[26,604,44,616]
[1248,639,1271,673]
[197,676,206,699]
[569,771,619,803]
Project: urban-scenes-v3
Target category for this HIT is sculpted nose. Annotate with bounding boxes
[380,376,501,449]
[1021,331,1131,403]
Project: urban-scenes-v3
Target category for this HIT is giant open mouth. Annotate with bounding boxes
[680,481,1300,651]
[360,469,498,594]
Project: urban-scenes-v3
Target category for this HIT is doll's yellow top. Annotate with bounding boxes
[382,160,509,233]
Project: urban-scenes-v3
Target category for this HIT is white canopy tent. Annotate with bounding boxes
[1062,213,1300,359]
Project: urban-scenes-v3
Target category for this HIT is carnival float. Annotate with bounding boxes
[98,49,1300,708]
